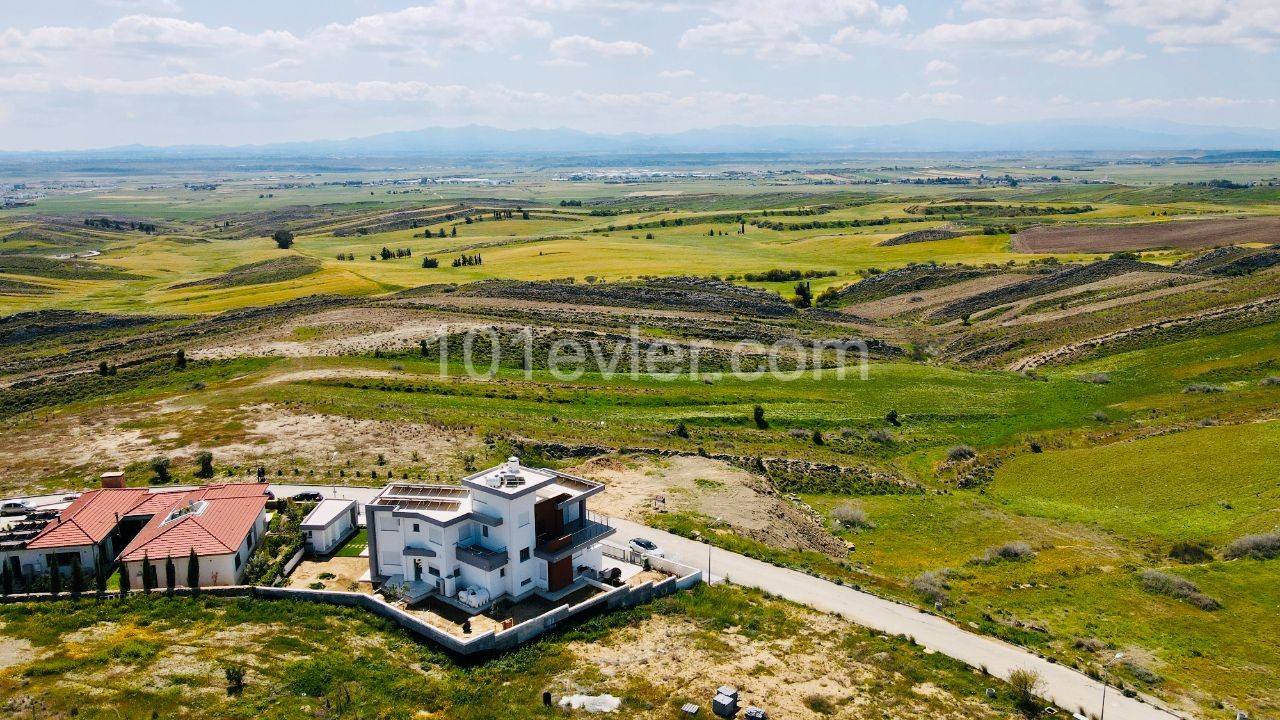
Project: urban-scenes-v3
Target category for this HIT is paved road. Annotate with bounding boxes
[7,484,1180,717]
[610,517,1181,720]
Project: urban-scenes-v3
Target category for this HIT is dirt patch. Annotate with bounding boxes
[0,634,39,670]
[845,273,1034,320]
[560,613,1003,719]
[189,306,490,360]
[0,401,480,495]
[288,557,371,592]
[1012,216,1280,253]
[568,455,847,556]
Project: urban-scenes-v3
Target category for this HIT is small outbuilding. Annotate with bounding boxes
[301,498,358,555]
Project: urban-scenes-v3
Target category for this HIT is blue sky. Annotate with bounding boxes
[1,0,1277,150]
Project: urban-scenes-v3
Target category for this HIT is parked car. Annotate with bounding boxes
[0,500,33,516]
[62,493,82,502]
[629,537,664,558]
[290,491,323,503]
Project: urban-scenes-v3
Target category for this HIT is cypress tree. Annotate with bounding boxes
[165,555,177,596]
[142,554,154,594]
[187,548,200,596]
[49,555,61,597]
[95,552,108,597]
[119,561,131,596]
[70,556,85,600]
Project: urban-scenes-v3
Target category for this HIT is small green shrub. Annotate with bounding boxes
[802,694,836,715]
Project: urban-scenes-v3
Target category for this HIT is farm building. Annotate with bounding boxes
[301,498,359,555]
[366,457,614,610]
[114,484,269,588]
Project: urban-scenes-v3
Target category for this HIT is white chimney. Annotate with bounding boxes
[506,456,521,476]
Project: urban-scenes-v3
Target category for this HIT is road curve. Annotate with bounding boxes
[609,516,1182,720]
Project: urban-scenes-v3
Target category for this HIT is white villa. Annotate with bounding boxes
[366,457,615,610]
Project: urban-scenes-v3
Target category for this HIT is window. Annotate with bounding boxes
[520,578,532,587]
[520,547,531,563]
[482,526,489,538]
[500,568,506,577]
[234,553,241,569]
[428,566,440,577]
[413,523,420,533]
[518,512,530,528]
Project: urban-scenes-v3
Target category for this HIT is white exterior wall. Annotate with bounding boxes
[118,509,264,588]
[305,515,354,555]
[11,545,95,576]
[121,553,238,588]
[469,489,539,599]
[374,513,404,577]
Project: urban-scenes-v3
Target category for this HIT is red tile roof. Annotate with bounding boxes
[117,484,267,561]
[26,488,150,549]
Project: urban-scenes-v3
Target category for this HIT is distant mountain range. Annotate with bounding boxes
[6,120,1279,158]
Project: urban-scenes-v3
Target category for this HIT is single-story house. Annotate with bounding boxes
[301,498,358,555]
[366,457,614,609]
[12,487,183,580]
[116,483,268,588]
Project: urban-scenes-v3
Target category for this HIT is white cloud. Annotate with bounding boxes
[549,35,653,59]
[315,4,551,55]
[895,91,963,105]
[879,4,910,25]
[0,73,52,93]
[1108,0,1279,53]
[657,68,695,78]
[255,58,303,73]
[97,0,183,11]
[923,59,958,75]
[1042,46,1144,66]
[0,15,302,55]
[680,0,904,60]
[1105,0,1225,26]
[959,0,1092,19]
[915,16,1099,47]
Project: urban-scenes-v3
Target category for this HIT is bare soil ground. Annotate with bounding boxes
[189,306,489,360]
[0,400,480,495]
[843,274,1034,320]
[0,631,38,671]
[288,557,371,592]
[1011,215,1280,253]
[559,614,1011,719]
[569,455,847,556]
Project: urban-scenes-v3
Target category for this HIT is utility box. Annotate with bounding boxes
[712,693,737,718]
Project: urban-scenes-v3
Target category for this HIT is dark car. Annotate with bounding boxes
[291,491,323,503]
